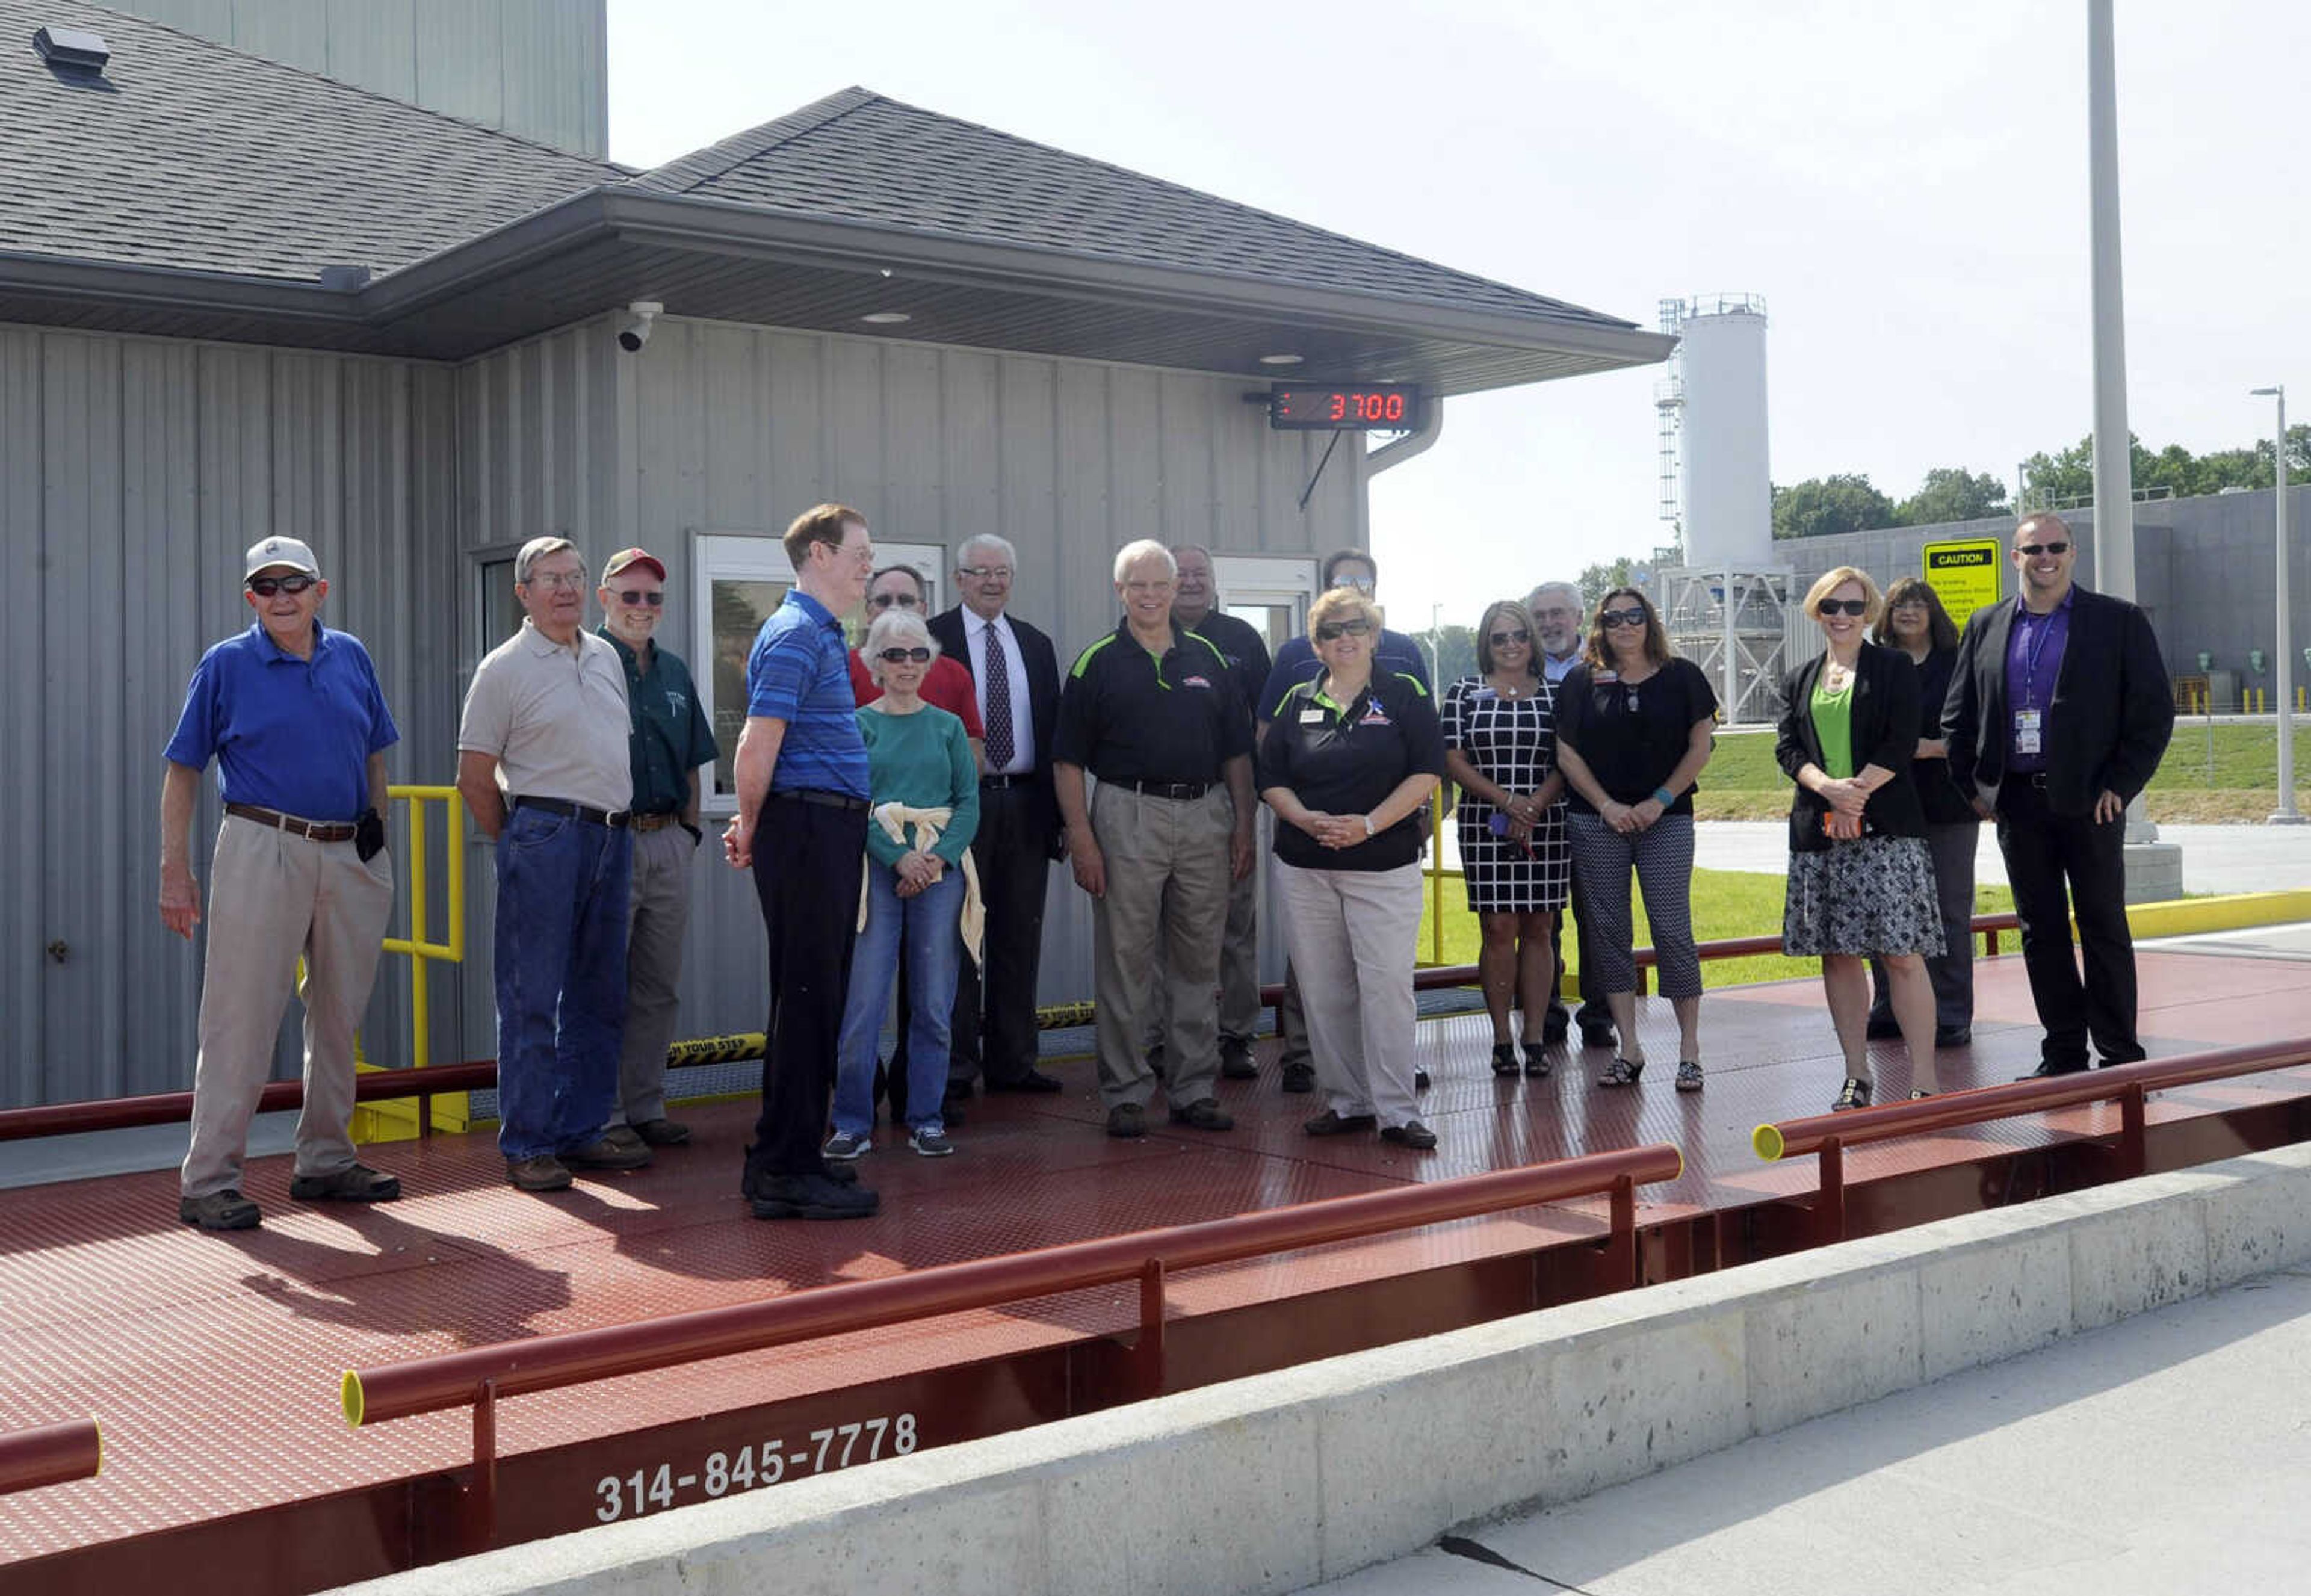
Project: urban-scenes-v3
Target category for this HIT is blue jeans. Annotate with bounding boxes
[832,864,964,1137]
[493,805,631,1160]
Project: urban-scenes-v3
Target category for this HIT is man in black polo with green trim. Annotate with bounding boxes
[1054,540,1255,1139]
[595,547,717,1153]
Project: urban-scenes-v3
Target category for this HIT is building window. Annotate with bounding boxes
[1212,555,1318,662]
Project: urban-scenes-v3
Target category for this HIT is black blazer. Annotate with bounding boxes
[930,604,1063,852]
[1775,641,1926,853]
[1941,587,2174,818]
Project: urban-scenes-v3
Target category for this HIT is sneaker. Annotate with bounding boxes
[823,1131,871,1161]
[631,1118,692,1147]
[1302,1108,1378,1136]
[288,1163,400,1202]
[1597,1056,1644,1088]
[741,1161,856,1199]
[1577,1023,1617,1051]
[1106,1102,1148,1139]
[749,1172,880,1220]
[1380,1121,1438,1150]
[564,1137,652,1171]
[178,1189,261,1231]
[506,1155,572,1192]
[1833,1077,1873,1111]
[909,1124,955,1157]
[1219,1037,1258,1080]
[1279,1061,1316,1095]
[1168,1098,1234,1131]
[1675,1060,1704,1093]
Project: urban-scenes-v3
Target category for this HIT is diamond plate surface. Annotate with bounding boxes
[4,947,2309,1567]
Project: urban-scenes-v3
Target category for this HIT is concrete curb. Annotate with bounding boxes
[328,1143,2311,1596]
[2126,889,2311,938]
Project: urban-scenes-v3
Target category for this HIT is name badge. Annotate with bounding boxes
[2014,707,2043,755]
[1299,708,1326,724]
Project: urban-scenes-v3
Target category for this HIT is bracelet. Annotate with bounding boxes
[1651,785,1675,806]
[1362,814,1376,837]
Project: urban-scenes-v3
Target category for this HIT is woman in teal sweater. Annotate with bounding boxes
[828,608,981,1158]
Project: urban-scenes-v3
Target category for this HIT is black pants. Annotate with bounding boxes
[1995,778,2141,1067]
[948,784,1051,1089]
[747,794,868,1178]
[1546,860,1608,1033]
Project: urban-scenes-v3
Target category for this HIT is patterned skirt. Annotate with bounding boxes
[1782,835,1946,958]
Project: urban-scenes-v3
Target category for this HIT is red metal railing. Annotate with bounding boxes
[1752,1038,2311,1242]
[0,1419,102,1497]
[344,1143,1680,1547]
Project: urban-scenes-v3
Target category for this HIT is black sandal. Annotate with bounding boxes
[1521,1042,1552,1079]
[1833,1077,1872,1111]
[1490,1042,1521,1077]
[1598,1056,1644,1087]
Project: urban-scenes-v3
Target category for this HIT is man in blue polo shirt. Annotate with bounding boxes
[723,503,880,1220]
[161,536,400,1231]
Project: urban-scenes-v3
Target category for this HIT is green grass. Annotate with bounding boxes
[1415,865,2016,991]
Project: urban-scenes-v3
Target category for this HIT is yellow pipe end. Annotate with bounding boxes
[341,1371,366,1429]
[1752,1124,1785,1162]
[1672,1146,1685,1181]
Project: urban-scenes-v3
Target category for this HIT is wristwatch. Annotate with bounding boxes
[1362,814,1376,837]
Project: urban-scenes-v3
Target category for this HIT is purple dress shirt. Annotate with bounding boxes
[2003,588,2074,774]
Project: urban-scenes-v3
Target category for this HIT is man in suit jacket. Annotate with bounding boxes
[1943,513,2174,1077]
[929,533,1066,1107]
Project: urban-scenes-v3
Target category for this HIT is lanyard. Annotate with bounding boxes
[2017,603,2062,702]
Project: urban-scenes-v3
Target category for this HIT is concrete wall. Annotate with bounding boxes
[327,1142,2311,1596]
[104,0,611,158]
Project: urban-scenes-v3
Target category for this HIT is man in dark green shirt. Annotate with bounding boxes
[596,548,719,1151]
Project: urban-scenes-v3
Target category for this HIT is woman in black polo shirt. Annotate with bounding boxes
[1257,587,1449,1149]
[1553,587,1718,1093]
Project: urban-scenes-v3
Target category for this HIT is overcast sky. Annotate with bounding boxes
[606,1,2310,630]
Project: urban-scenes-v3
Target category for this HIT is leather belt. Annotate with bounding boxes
[980,773,1032,790]
[512,796,631,829]
[773,788,870,813]
[1114,778,1211,800]
[226,803,356,843]
[631,811,682,832]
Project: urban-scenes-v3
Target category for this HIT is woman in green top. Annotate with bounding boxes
[828,608,981,1159]
[1775,566,1946,1110]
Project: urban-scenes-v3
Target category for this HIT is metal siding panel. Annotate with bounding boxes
[939,349,999,555]
[636,319,708,552]
[412,0,505,131]
[1,330,42,1106]
[763,332,826,512]
[1106,368,1161,551]
[1212,372,1264,552]
[824,339,885,530]
[1158,372,1216,549]
[326,0,419,104]
[883,344,941,545]
[697,324,760,530]
[228,0,330,70]
[993,356,1057,623]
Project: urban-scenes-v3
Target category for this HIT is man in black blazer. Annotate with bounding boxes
[1943,513,2174,1077]
[929,534,1065,1104]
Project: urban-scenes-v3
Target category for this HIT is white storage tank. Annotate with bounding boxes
[1674,295,1772,568]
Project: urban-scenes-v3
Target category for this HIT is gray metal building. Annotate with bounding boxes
[0,2,1671,1109]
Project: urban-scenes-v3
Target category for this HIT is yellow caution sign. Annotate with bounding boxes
[1922,539,2005,626]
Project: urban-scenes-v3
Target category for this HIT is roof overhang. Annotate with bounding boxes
[0,188,1674,392]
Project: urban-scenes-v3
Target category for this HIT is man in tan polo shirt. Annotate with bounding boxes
[457,536,653,1192]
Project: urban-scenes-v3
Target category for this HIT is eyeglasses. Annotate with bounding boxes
[877,646,932,664]
[1314,619,1374,642]
[1332,575,1377,593]
[1817,598,1869,617]
[2017,541,2071,557]
[247,574,317,598]
[958,565,1013,581]
[613,590,664,607]
[868,592,921,610]
[525,570,586,590]
[1599,607,1647,629]
[1488,628,1530,647]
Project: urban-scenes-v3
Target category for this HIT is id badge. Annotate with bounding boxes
[1299,708,1326,725]
[2014,708,2043,756]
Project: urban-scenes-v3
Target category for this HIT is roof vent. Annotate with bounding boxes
[33,25,110,75]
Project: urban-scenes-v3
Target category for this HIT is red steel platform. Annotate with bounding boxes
[5,947,2310,1590]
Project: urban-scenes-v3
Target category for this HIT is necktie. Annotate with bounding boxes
[982,620,1015,772]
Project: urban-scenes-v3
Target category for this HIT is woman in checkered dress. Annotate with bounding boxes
[1442,599,1571,1078]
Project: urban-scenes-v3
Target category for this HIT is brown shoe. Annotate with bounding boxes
[564,1137,653,1171]
[179,1189,261,1230]
[631,1117,692,1147]
[507,1155,573,1192]
[289,1163,401,1202]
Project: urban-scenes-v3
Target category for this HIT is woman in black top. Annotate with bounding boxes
[1258,588,1449,1149]
[1777,567,1946,1110]
[1864,577,1979,1047]
[1553,587,1717,1093]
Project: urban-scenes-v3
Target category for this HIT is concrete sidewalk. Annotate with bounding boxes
[1301,1265,2311,1596]
[1691,820,2311,895]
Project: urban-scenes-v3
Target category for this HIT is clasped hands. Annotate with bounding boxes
[1299,811,1372,850]
[894,849,944,899]
[1598,797,1665,835]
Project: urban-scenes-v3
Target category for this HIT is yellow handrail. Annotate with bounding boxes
[377,785,465,1074]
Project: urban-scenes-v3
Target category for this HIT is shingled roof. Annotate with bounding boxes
[0,0,614,282]
[630,87,1631,330]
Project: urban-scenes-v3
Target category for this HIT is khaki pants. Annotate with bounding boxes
[612,822,698,1128]
[1272,859,1424,1130]
[181,814,395,1198]
[1145,858,1261,1051]
[1091,784,1233,1109]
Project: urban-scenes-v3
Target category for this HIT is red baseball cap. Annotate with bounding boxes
[602,548,666,582]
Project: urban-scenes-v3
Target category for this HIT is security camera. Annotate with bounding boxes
[616,301,663,353]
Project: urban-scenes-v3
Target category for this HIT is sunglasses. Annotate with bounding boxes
[1314,619,1374,642]
[868,592,922,609]
[2017,542,2071,557]
[1599,607,1647,629]
[613,590,664,607]
[877,646,932,664]
[247,575,317,597]
[1817,598,1868,617]
[1488,628,1530,647]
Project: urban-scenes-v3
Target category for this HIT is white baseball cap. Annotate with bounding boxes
[244,536,320,580]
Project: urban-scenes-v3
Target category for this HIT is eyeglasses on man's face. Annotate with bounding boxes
[958,564,1012,582]
[2016,541,2071,558]
[868,590,922,610]
[612,589,664,607]
[1331,573,1376,593]
[1314,619,1373,642]
[1599,607,1647,629]
[877,646,932,664]
[247,575,317,598]
[525,569,587,591]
